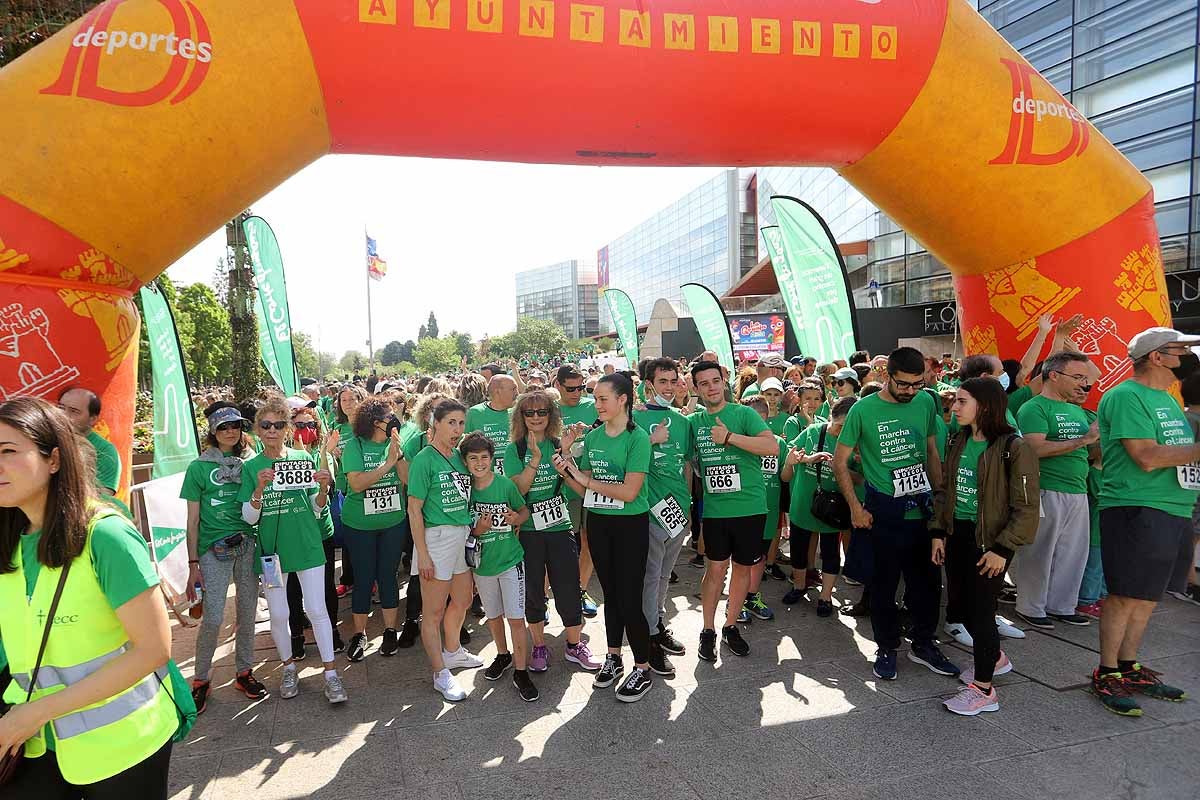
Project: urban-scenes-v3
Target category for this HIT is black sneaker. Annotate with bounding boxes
[689,553,705,568]
[767,564,787,581]
[908,643,961,676]
[669,570,679,584]
[333,631,346,653]
[999,586,1018,604]
[398,618,420,648]
[235,669,268,700]
[722,625,750,657]
[656,622,685,655]
[459,625,471,646]
[841,599,871,617]
[616,667,653,703]
[291,635,307,661]
[698,629,718,662]
[1016,611,1055,630]
[1048,612,1091,627]
[782,587,805,605]
[648,640,676,678]
[470,594,485,618]
[347,632,367,662]
[816,599,834,618]
[512,669,539,702]
[380,627,399,657]
[485,652,513,681]
[593,654,624,689]
[190,680,210,715]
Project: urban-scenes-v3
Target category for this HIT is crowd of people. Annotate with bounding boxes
[0,315,1198,794]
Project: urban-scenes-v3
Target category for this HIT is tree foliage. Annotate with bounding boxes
[290,330,319,379]
[413,336,459,374]
[447,330,475,361]
[1,1,99,66]
[418,311,439,341]
[486,317,569,360]
[339,350,366,373]
[379,340,405,367]
[177,283,231,386]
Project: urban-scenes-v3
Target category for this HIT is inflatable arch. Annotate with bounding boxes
[0,0,1167,490]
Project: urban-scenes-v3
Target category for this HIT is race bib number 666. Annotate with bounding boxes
[705,465,741,494]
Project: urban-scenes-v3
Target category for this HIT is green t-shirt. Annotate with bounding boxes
[741,382,760,398]
[760,436,788,539]
[838,391,938,513]
[633,406,694,513]
[237,449,326,573]
[402,429,428,462]
[1008,384,1034,417]
[782,413,828,443]
[1098,379,1199,518]
[86,429,121,492]
[408,445,472,527]
[1087,462,1102,548]
[311,449,335,540]
[577,425,652,516]
[332,422,354,494]
[559,398,598,428]
[766,413,789,437]
[1016,393,1090,494]
[340,436,406,530]
[466,402,513,453]
[469,475,527,577]
[503,439,572,533]
[179,454,253,555]
[788,423,857,533]
[923,388,949,463]
[689,402,770,519]
[954,436,988,521]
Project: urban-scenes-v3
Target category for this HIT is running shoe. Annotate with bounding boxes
[1076,600,1105,619]
[908,643,961,676]
[656,623,685,655]
[648,639,676,677]
[280,665,299,699]
[736,607,752,624]
[1015,611,1054,630]
[766,564,787,581]
[434,669,467,702]
[190,679,210,715]
[689,553,705,568]
[442,647,484,670]
[459,626,471,646]
[998,586,1018,604]
[1122,663,1187,702]
[841,600,871,617]
[669,570,679,584]
[235,669,268,700]
[721,625,750,657]
[324,672,348,704]
[346,632,367,662]
[873,648,897,681]
[1091,669,1141,716]
[616,668,653,703]
[995,615,1026,639]
[581,589,599,618]
[513,670,539,702]
[781,587,806,605]
[565,640,601,670]
[333,631,346,653]
[943,683,999,716]
[336,584,350,599]
[593,654,624,689]
[470,594,485,618]
[1048,612,1091,626]
[291,635,307,661]
[943,622,974,648]
[530,644,550,673]
[485,652,513,681]
[744,592,775,621]
[698,628,718,662]
[397,618,420,648]
[816,599,834,618]
[959,651,1012,686]
[1167,585,1200,606]
[380,627,399,657]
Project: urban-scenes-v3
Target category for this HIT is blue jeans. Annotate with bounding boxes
[1077,543,1107,605]
[344,520,409,614]
[868,516,940,651]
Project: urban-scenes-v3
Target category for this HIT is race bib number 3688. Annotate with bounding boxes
[273,460,316,491]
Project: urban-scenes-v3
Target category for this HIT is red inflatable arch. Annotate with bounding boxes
[0,0,1167,491]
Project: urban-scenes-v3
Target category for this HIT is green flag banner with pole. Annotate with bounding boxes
[760,224,812,357]
[681,283,734,373]
[243,215,299,396]
[768,196,861,364]
[138,280,199,479]
[602,287,639,365]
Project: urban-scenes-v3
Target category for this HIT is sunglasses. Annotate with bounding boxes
[215,421,244,432]
[522,408,550,418]
[259,420,288,431]
[586,387,595,394]
[560,385,584,393]
[294,421,317,430]
[890,377,926,390]
[835,380,853,387]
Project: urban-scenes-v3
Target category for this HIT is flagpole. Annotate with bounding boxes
[365,227,375,368]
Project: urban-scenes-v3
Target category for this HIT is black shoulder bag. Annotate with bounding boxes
[810,425,852,530]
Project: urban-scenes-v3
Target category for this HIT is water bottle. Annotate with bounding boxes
[189,582,204,619]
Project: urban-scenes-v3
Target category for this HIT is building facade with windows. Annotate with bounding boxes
[514,259,600,340]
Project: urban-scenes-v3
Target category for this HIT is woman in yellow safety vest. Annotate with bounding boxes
[0,397,177,796]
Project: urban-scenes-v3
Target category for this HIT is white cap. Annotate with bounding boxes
[760,377,785,393]
[1127,327,1200,359]
[286,395,316,411]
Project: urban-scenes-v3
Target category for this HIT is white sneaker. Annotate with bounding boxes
[959,650,1013,685]
[943,622,974,648]
[442,647,485,670]
[434,669,466,701]
[995,615,1025,639]
[324,672,348,704]
[280,665,299,699]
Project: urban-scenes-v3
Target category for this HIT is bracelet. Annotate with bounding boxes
[188,559,200,565]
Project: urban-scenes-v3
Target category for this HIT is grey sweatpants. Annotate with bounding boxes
[644,519,688,629]
[193,536,259,682]
[1012,490,1089,618]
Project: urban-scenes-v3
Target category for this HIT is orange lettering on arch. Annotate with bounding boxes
[520,0,554,37]
[793,21,820,56]
[619,10,650,47]
[708,16,738,53]
[468,0,502,33]
[414,0,449,29]
[569,4,603,42]
[664,13,695,50]
[751,18,779,54]
[359,0,396,24]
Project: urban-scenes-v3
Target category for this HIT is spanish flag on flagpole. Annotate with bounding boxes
[366,232,388,281]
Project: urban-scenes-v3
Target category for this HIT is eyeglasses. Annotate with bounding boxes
[215,421,244,432]
[259,420,288,431]
[522,408,550,418]
[890,377,926,390]
[1052,370,1091,383]
[294,421,317,430]
[560,385,584,393]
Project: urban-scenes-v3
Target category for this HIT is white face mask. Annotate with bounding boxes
[652,394,673,407]
[998,372,1011,391]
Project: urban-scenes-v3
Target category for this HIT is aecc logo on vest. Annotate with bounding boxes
[41,0,213,107]
[37,610,81,627]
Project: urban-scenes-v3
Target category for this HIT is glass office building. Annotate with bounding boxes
[514,259,600,340]
[599,169,758,330]
[757,0,1199,314]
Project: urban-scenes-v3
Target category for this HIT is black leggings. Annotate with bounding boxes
[8,739,172,799]
[288,536,339,638]
[947,519,1006,683]
[588,511,651,663]
[789,525,842,574]
[519,529,583,627]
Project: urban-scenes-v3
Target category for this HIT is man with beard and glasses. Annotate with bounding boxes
[833,347,960,682]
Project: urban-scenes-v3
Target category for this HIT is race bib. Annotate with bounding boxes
[1178,463,1200,490]
[650,495,689,539]
[451,471,472,502]
[364,485,400,515]
[704,464,741,494]
[494,461,504,475]
[891,464,931,497]
[584,479,624,510]
[260,555,282,589]
[273,459,316,491]
[530,496,568,531]
[761,454,779,476]
[475,502,512,532]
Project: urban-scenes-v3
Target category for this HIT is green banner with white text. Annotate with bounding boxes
[138,281,199,479]
[768,196,860,364]
[681,283,734,373]
[244,215,299,396]
[602,287,639,365]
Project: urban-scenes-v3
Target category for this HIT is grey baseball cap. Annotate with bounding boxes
[207,406,246,428]
[1127,327,1200,359]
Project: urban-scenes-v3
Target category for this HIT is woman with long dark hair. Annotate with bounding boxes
[932,377,1040,715]
[0,398,179,796]
[553,373,654,703]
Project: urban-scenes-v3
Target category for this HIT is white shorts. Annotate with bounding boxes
[474,563,526,620]
[415,524,470,581]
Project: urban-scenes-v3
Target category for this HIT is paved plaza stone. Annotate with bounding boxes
[168,553,1200,800]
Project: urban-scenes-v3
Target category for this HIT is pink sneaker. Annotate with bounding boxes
[944,683,999,716]
[565,640,601,671]
[959,650,1012,686]
[530,645,550,673]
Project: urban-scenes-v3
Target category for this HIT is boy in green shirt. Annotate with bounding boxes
[461,433,538,702]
